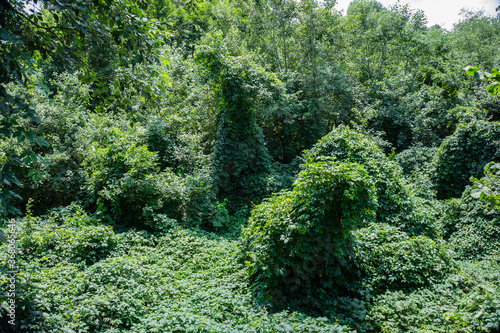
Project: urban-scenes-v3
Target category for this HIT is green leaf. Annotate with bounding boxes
[471,187,483,199]
[73,36,83,48]
[38,83,50,94]
[464,66,478,76]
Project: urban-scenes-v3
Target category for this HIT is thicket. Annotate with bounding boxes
[242,158,376,307]
[433,120,500,199]
[2,0,500,332]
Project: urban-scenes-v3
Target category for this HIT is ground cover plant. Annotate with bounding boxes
[1,0,500,331]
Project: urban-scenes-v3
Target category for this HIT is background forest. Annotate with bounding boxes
[1,0,500,331]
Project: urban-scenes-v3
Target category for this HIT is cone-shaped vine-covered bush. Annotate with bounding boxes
[304,126,411,225]
[241,158,376,306]
[433,120,500,199]
[196,44,285,210]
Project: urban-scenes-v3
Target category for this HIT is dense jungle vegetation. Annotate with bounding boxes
[2,0,500,331]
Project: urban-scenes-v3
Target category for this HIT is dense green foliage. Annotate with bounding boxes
[196,45,280,209]
[242,159,375,307]
[1,208,351,332]
[2,0,500,331]
[303,126,410,225]
[355,223,455,291]
[433,120,500,199]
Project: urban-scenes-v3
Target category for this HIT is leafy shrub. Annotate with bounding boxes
[2,73,90,214]
[368,259,500,332]
[304,126,411,225]
[145,115,208,174]
[433,120,500,199]
[242,158,376,306]
[82,125,180,224]
[18,150,86,214]
[394,145,437,175]
[75,114,226,230]
[181,172,232,231]
[435,198,462,239]
[17,204,117,265]
[470,83,500,121]
[445,106,489,133]
[355,223,455,292]
[448,186,500,259]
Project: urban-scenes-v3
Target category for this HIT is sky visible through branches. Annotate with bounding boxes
[335,0,500,30]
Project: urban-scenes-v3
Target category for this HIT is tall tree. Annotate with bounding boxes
[0,0,164,220]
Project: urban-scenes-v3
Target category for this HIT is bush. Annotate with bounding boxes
[304,126,411,225]
[447,186,500,259]
[433,120,500,199]
[242,158,376,306]
[355,223,455,292]
[145,115,208,175]
[82,125,180,224]
[2,73,90,215]
[394,145,437,176]
[17,204,117,266]
[76,114,226,231]
[445,106,489,133]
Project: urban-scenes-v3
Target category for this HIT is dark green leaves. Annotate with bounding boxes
[242,158,376,305]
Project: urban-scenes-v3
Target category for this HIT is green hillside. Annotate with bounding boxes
[1,0,500,331]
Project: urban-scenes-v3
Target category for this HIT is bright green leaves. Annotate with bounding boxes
[486,67,500,96]
[465,65,500,96]
[464,65,482,79]
[470,162,500,211]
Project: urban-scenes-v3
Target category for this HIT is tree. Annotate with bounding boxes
[343,0,427,79]
[0,0,164,221]
[195,42,284,209]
